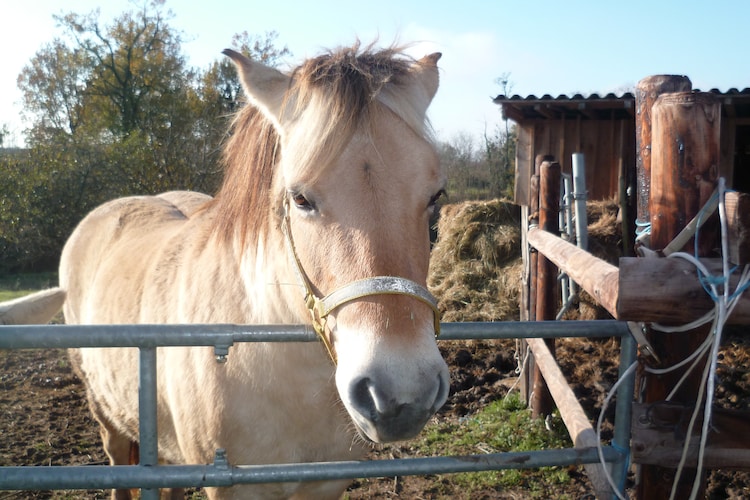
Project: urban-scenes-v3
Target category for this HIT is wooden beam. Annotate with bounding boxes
[526,337,614,498]
[617,257,750,324]
[631,402,750,470]
[520,235,750,325]
[526,228,619,318]
[724,191,750,265]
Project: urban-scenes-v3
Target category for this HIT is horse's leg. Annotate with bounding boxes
[96,419,136,500]
[125,441,186,499]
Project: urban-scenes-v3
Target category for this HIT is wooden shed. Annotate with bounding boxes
[495,80,750,499]
[494,85,750,218]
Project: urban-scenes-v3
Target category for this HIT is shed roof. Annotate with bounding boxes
[493,88,750,122]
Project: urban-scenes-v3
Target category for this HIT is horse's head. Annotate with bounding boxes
[224,44,449,443]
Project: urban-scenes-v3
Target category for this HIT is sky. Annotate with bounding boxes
[2,0,749,147]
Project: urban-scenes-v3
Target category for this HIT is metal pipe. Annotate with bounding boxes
[0,446,620,491]
[0,320,632,497]
[138,346,159,500]
[0,320,630,350]
[572,153,589,251]
[610,331,638,495]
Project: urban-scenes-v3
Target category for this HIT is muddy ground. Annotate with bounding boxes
[1,330,749,499]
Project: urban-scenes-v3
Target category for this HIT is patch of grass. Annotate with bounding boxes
[408,393,576,497]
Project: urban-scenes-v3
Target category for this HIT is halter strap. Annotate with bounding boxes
[281,201,441,364]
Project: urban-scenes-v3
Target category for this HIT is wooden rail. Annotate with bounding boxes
[526,229,750,325]
[526,228,619,318]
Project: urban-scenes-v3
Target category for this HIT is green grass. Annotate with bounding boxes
[408,392,576,497]
[0,271,58,301]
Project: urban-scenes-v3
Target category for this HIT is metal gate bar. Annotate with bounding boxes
[0,320,629,349]
[0,320,634,497]
[1,446,620,491]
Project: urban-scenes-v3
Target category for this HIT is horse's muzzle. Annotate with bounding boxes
[346,368,449,443]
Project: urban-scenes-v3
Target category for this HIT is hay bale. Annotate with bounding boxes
[428,199,522,322]
[429,197,624,323]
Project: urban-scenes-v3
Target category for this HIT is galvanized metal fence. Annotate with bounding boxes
[0,320,636,498]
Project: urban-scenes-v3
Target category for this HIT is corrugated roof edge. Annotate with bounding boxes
[493,88,750,104]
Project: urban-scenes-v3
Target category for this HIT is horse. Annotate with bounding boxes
[25,42,450,499]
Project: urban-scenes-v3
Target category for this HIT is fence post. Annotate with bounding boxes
[530,160,561,419]
[634,75,692,246]
[139,346,160,500]
[520,155,549,404]
[638,91,721,500]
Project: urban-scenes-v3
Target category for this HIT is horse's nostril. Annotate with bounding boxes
[350,377,377,419]
[433,371,450,411]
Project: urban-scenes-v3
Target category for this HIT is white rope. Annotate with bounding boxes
[638,179,750,500]
[616,178,750,498]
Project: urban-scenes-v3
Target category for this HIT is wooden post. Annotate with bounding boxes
[724,191,750,265]
[520,173,540,404]
[634,75,692,243]
[520,155,552,404]
[530,160,560,419]
[638,91,721,500]
[528,155,554,326]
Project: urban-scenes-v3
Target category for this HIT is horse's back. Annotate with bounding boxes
[60,191,212,324]
[59,191,218,466]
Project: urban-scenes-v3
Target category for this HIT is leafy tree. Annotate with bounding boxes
[438,125,516,202]
[483,122,517,200]
[6,1,291,271]
[17,39,91,142]
[55,1,189,138]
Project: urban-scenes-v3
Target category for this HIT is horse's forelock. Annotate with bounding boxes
[284,43,434,182]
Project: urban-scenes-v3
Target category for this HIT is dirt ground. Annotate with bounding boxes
[1,331,749,499]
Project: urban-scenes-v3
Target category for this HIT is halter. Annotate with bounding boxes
[281,200,441,364]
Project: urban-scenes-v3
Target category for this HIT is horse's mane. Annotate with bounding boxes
[213,42,433,246]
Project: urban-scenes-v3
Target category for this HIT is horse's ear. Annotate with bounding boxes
[223,49,290,128]
[411,52,442,106]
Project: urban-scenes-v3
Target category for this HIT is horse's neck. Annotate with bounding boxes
[234,231,336,381]
[238,231,306,325]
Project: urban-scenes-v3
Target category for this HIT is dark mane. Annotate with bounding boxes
[212,104,279,244]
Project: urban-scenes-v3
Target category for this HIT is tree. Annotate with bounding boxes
[17,39,91,142]
[6,2,292,270]
[54,1,189,138]
[487,72,517,199]
[483,123,517,200]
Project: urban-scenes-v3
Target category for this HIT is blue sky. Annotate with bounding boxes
[2,0,749,146]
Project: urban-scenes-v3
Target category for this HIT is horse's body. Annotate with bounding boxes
[36,43,448,499]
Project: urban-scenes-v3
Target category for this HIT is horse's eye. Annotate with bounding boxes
[291,192,314,211]
[428,189,447,211]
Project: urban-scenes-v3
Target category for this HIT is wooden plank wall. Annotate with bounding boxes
[514,116,634,206]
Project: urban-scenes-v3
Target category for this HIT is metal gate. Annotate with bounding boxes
[0,320,636,498]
